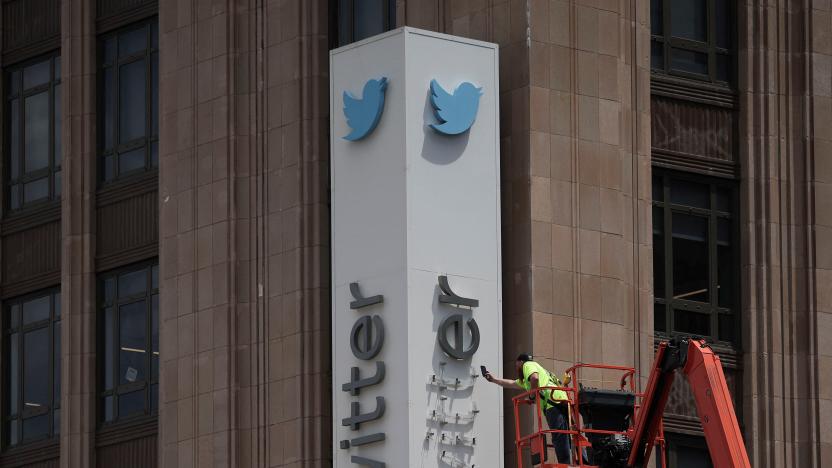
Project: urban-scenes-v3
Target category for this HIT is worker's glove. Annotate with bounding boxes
[527,393,537,403]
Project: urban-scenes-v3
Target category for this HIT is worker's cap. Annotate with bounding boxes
[516,353,533,362]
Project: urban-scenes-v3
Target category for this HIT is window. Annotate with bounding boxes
[664,433,713,467]
[99,262,159,424]
[6,55,62,212]
[333,0,396,47]
[651,0,734,84]
[99,19,158,182]
[652,171,738,343]
[3,289,61,448]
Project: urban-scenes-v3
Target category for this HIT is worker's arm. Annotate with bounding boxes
[484,371,522,390]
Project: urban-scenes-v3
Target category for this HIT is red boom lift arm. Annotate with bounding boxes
[627,338,751,468]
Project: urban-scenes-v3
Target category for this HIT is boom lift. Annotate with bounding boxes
[513,338,751,468]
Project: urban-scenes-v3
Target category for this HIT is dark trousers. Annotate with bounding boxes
[543,404,572,464]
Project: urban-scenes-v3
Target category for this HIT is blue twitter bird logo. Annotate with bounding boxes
[429,79,483,135]
[343,77,388,141]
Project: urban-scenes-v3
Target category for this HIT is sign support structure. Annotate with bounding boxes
[330,27,503,468]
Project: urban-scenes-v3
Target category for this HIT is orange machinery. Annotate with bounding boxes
[513,338,751,468]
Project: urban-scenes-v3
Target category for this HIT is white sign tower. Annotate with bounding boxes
[330,27,503,468]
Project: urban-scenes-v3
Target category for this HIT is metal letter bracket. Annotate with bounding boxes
[438,275,479,307]
[437,314,480,360]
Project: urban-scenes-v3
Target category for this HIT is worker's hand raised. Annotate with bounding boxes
[484,371,494,382]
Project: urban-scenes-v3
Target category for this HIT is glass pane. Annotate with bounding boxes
[104,307,114,391]
[119,268,148,298]
[23,60,50,90]
[672,213,709,302]
[717,219,734,307]
[10,98,20,179]
[151,21,159,49]
[670,0,706,41]
[653,206,666,298]
[10,184,20,210]
[24,91,50,172]
[9,333,19,417]
[151,141,158,167]
[104,395,115,422]
[715,0,731,49]
[119,26,148,57]
[104,38,116,65]
[338,0,350,45]
[11,304,20,329]
[54,56,61,81]
[674,309,710,336]
[54,321,61,408]
[119,147,145,174]
[675,442,713,467]
[23,295,50,325]
[152,265,159,290]
[670,179,709,209]
[651,40,664,70]
[22,414,49,441]
[54,83,62,165]
[718,314,734,342]
[23,328,50,407]
[654,302,666,332]
[55,170,62,198]
[152,294,159,378]
[119,60,147,143]
[651,0,663,35]
[10,70,20,95]
[103,154,115,181]
[354,0,386,41]
[118,389,145,418]
[716,54,731,83]
[119,301,147,385]
[652,175,664,202]
[104,277,115,302]
[53,408,60,436]
[151,52,158,136]
[670,48,709,75]
[716,187,732,212]
[103,68,114,151]
[55,292,61,318]
[24,177,49,204]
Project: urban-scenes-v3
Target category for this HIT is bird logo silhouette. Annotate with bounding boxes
[428,79,483,135]
[342,77,388,141]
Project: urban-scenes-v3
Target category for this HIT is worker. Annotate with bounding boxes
[484,353,572,464]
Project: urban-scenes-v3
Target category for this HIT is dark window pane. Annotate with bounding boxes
[55,170,62,198]
[670,179,709,208]
[672,213,709,302]
[10,184,21,210]
[103,154,115,181]
[338,0,351,45]
[151,141,158,167]
[354,0,386,41]
[10,98,20,179]
[152,265,159,290]
[151,21,158,50]
[24,92,50,172]
[655,302,666,332]
[152,294,159,378]
[670,0,706,41]
[151,383,158,411]
[53,408,60,436]
[104,395,115,422]
[9,333,19,417]
[670,48,708,75]
[716,54,731,83]
[104,38,116,65]
[119,269,147,298]
[674,309,710,336]
[23,60,50,90]
[653,206,666,298]
[10,304,20,329]
[151,52,158,136]
[103,68,114,151]
[54,83,62,165]
[716,187,732,212]
[22,414,49,441]
[24,177,49,204]
[104,278,115,303]
[23,295,50,325]
[651,0,663,35]
[54,321,61,408]
[119,147,146,174]
[119,60,147,143]
[651,40,664,70]
[118,389,145,418]
[674,441,713,468]
[119,301,147,385]
[715,1,731,49]
[104,307,114,391]
[23,328,50,407]
[119,26,148,57]
[718,314,734,342]
[10,70,20,95]
[55,292,61,318]
[718,219,734,308]
[54,57,61,80]
[652,175,664,202]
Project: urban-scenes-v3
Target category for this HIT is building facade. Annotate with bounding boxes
[0,0,827,467]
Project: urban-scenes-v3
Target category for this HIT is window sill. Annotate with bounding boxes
[650,72,737,109]
[96,168,158,207]
[96,414,158,448]
[0,437,58,467]
[1,200,60,235]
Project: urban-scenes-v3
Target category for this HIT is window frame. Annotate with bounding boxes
[332,0,396,48]
[5,52,62,214]
[651,0,736,86]
[2,288,61,450]
[97,260,159,426]
[97,18,158,184]
[652,169,740,345]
